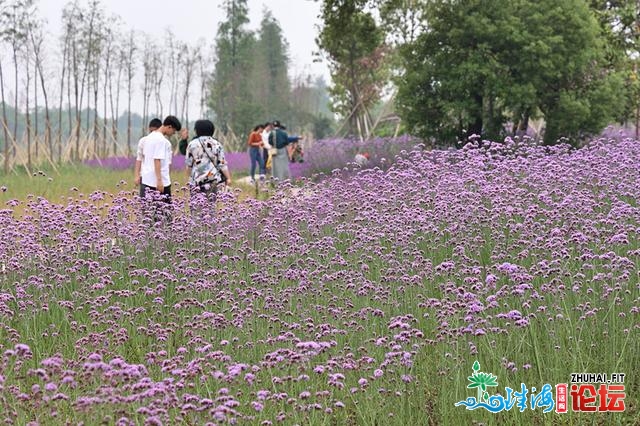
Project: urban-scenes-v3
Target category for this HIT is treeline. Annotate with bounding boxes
[316,0,640,146]
[0,0,333,172]
[210,1,334,151]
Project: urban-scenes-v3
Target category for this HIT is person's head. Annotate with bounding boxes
[194,119,215,137]
[253,124,265,132]
[363,152,370,159]
[148,118,162,132]
[264,122,273,130]
[272,120,287,130]
[162,115,182,136]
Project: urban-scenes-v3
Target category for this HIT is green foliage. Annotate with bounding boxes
[589,1,640,127]
[396,0,627,146]
[209,3,333,141]
[317,1,389,136]
[253,10,291,122]
[374,0,427,45]
[209,0,256,138]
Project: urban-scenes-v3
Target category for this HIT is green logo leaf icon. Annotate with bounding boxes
[467,361,499,402]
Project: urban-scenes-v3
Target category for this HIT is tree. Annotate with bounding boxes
[209,0,257,143]
[140,34,153,136]
[58,7,73,162]
[253,9,290,122]
[317,1,389,139]
[374,0,427,46]
[180,41,200,129]
[101,17,120,156]
[589,1,640,137]
[123,29,136,155]
[397,0,626,145]
[0,0,12,172]
[108,27,126,156]
[3,0,33,160]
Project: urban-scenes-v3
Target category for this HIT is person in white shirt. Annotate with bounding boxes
[134,118,162,187]
[138,115,181,201]
[261,122,274,171]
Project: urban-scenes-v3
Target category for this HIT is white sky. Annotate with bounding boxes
[38,0,330,81]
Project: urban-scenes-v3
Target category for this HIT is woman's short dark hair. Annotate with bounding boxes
[194,119,215,137]
[253,124,265,132]
[163,115,182,131]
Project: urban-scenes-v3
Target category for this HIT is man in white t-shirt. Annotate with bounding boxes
[134,118,162,187]
[138,115,181,201]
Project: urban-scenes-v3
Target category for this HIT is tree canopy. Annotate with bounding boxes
[396,0,627,145]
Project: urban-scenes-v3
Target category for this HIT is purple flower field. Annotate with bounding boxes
[1,137,639,424]
[83,136,420,181]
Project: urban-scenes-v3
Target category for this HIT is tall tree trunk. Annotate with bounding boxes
[73,41,80,161]
[127,74,132,156]
[102,53,109,157]
[467,93,483,139]
[58,36,69,163]
[34,63,39,160]
[26,54,32,169]
[199,56,206,118]
[27,19,50,161]
[142,65,149,138]
[0,60,9,173]
[109,56,122,157]
[12,49,19,159]
[93,71,99,158]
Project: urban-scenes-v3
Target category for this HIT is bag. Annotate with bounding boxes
[266,152,273,170]
[198,138,226,185]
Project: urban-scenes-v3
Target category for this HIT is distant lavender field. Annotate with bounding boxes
[83,136,424,180]
[83,152,247,174]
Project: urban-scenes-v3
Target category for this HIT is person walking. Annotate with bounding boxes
[247,123,266,183]
[269,120,299,181]
[139,115,181,200]
[134,118,162,187]
[185,119,231,213]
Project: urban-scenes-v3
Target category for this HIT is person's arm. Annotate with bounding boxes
[134,160,142,186]
[221,166,231,185]
[135,138,144,185]
[150,138,166,192]
[154,159,163,193]
[217,146,231,185]
[185,144,193,182]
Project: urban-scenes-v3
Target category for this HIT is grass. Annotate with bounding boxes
[0,163,263,215]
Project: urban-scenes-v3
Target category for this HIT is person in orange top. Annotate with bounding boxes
[247,124,266,183]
